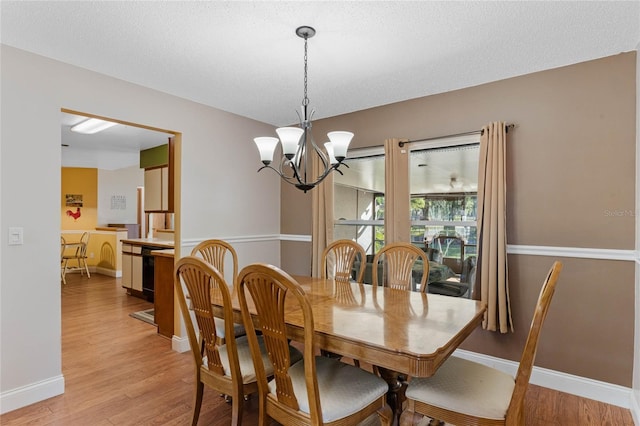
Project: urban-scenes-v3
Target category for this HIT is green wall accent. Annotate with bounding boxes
[139,144,168,169]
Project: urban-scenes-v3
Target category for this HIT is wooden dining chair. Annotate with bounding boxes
[320,240,366,365]
[175,256,302,426]
[191,239,245,346]
[431,234,465,274]
[62,231,91,278]
[237,263,393,426]
[321,239,366,283]
[372,242,429,292]
[428,235,471,297]
[400,261,563,426]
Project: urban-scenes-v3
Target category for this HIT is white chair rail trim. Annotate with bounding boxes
[182,237,636,261]
[506,244,636,262]
[181,234,284,250]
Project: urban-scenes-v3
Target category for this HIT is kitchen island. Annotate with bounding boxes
[151,249,175,338]
[121,238,174,301]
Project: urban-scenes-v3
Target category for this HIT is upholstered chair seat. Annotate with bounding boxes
[405,356,515,420]
[267,355,389,422]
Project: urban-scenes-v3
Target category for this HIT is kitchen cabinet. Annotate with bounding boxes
[142,137,174,213]
[122,243,143,295]
[144,166,171,212]
[152,249,174,338]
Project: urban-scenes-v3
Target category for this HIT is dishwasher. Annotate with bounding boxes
[141,246,155,302]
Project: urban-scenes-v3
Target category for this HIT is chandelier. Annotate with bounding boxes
[253,26,353,193]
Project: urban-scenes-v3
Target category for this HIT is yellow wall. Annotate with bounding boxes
[61,169,126,274]
[61,230,126,272]
[61,167,98,230]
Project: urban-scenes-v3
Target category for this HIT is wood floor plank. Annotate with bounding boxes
[0,273,634,425]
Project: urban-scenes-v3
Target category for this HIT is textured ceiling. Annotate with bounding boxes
[2,1,639,128]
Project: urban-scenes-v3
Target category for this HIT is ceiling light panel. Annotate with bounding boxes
[70,118,118,134]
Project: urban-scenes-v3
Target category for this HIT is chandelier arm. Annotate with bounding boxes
[258,163,306,187]
[314,163,340,183]
[309,136,330,173]
[277,155,304,184]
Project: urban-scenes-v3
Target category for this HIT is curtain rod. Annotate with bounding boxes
[398,123,515,147]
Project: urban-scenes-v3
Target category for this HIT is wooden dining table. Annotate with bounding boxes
[214,274,486,421]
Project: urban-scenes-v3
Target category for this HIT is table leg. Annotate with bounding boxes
[376,367,408,424]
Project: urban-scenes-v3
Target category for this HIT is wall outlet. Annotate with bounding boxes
[89,252,95,258]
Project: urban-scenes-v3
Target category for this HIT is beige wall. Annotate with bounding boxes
[281,52,637,386]
[1,45,280,413]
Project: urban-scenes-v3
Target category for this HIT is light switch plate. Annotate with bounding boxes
[8,227,23,245]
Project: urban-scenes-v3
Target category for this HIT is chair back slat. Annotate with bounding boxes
[191,239,239,286]
[372,242,429,292]
[321,239,366,283]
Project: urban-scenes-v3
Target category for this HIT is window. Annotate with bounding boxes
[333,136,479,263]
[333,147,385,256]
[409,137,479,262]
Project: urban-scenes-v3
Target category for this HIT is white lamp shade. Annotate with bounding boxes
[276,127,304,157]
[254,137,279,164]
[324,142,338,164]
[327,131,353,159]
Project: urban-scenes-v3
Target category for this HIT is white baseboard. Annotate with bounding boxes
[94,267,121,278]
[630,390,640,425]
[63,266,122,278]
[172,335,190,353]
[0,375,64,415]
[454,349,633,409]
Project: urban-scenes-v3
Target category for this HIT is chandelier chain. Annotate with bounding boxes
[303,36,309,107]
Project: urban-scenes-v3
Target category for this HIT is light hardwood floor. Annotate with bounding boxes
[0,273,634,425]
